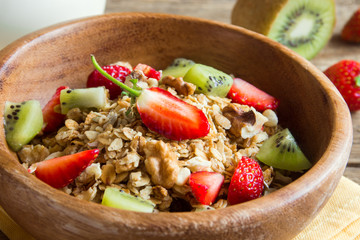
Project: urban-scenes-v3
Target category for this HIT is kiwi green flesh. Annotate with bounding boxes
[102,187,155,213]
[60,87,107,114]
[4,100,43,152]
[267,0,335,60]
[162,58,195,79]
[183,64,233,98]
[256,128,312,172]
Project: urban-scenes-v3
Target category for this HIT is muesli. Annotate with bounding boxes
[4,57,312,212]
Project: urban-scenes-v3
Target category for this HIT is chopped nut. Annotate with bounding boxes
[152,185,168,200]
[240,110,268,139]
[144,140,179,189]
[223,104,256,137]
[176,167,191,186]
[263,109,278,127]
[65,119,79,130]
[161,76,196,96]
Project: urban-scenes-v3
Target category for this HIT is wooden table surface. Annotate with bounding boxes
[1,0,359,239]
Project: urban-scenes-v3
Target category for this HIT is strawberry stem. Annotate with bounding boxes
[91,55,141,97]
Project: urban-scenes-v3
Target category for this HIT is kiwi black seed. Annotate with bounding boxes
[256,128,312,172]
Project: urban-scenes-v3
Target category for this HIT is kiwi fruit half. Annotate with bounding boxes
[256,128,312,172]
[102,187,155,213]
[4,100,43,151]
[231,0,335,60]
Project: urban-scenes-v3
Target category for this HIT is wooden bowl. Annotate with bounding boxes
[0,13,353,240]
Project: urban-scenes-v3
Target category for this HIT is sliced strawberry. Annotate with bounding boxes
[136,87,210,141]
[33,149,99,188]
[227,78,279,112]
[134,63,162,80]
[227,156,264,205]
[189,171,224,205]
[42,86,69,133]
[87,64,131,99]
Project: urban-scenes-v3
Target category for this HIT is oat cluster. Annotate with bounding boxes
[18,65,293,212]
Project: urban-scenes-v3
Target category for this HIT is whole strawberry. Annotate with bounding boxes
[87,64,131,99]
[324,60,360,111]
[342,8,360,42]
[228,156,264,205]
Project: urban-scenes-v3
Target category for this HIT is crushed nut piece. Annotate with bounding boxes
[223,104,256,137]
[152,185,168,200]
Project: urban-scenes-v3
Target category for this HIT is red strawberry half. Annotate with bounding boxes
[42,86,69,133]
[324,60,360,111]
[228,156,264,205]
[33,149,99,188]
[87,64,131,99]
[227,78,279,112]
[136,87,210,141]
[189,171,224,205]
[134,63,162,80]
[341,8,360,43]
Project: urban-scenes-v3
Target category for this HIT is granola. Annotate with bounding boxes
[18,61,297,212]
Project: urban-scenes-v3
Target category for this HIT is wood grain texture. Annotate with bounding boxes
[0,12,352,240]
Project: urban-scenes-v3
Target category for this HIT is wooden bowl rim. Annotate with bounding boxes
[0,12,353,227]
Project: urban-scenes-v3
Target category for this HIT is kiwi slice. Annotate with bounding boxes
[4,100,43,151]
[256,128,312,172]
[162,58,195,78]
[183,64,233,97]
[60,87,107,114]
[102,187,155,213]
[231,0,335,60]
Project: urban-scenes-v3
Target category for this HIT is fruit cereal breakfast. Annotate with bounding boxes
[3,56,312,212]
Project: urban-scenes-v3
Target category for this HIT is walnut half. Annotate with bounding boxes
[144,140,179,189]
[161,76,196,96]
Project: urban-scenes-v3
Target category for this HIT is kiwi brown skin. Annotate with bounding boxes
[231,0,290,35]
[231,0,336,59]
